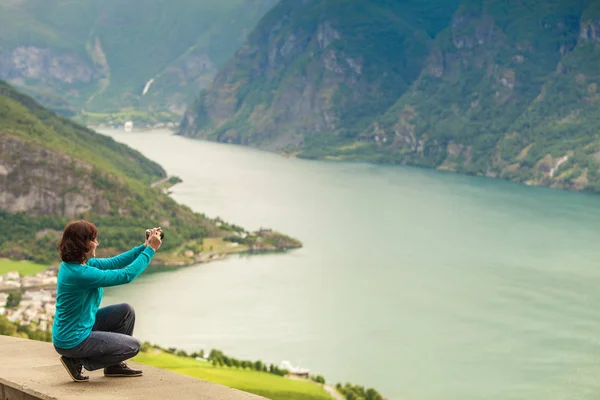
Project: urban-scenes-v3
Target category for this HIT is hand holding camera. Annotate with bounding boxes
[145,227,163,251]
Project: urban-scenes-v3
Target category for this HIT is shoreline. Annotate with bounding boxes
[90,125,178,134]
[150,245,297,269]
[168,130,600,197]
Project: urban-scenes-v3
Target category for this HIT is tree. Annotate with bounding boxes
[0,315,17,336]
[222,356,232,367]
[365,388,383,400]
[18,325,51,342]
[176,349,188,358]
[209,349,223,360]
[6,292,21,309]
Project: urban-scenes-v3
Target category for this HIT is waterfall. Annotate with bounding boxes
[142,79,155,96]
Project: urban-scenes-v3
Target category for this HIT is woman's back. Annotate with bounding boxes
[53,262,103,349]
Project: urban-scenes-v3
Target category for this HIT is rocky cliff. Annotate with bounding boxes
[181,0,459,149]
[0,135,109,218]
[182,0,600,193]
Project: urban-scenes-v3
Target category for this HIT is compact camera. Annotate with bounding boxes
[146,229,165,240]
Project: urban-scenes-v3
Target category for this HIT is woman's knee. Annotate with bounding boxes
[131,338,141,356]
[124,337,141,357]
[119,303,135,317]
[114,303,135,322]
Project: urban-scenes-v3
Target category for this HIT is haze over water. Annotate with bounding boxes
[100,129,600,400]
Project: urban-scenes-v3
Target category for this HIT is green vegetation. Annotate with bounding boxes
[184,0,460,143]
[203,237,248,254]
[335,383,384,400]
[0,0,277,119]
[365,0,600,191]
[0,81,300,264]
[0,315,51,342]
[0,210,301,266]
[137,343,385,400]
[0,80,166,185]
[152,176,183,192]
[0,212,71,265]
[6,292,22,309]
[134,349,332,400]
[184,0,600,193]
[0,259,49,276]
[151,347,291,378]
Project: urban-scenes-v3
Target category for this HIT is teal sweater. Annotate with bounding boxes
[52,245,155,349]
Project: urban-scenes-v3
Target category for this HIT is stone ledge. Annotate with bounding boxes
[0,335,264,400]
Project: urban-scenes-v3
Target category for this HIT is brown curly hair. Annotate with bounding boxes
[57,220,98,264]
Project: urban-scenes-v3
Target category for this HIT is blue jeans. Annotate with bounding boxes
[54,303,141,371]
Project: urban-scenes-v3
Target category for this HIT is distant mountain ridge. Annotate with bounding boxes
[0,0,277,121]
[181,0,600,193]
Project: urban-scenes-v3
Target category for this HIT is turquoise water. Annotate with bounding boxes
[100,129,600,400]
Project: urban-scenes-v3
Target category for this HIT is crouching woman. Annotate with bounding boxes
[52,220,162,382]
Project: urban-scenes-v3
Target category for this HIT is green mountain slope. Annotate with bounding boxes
[181,0,600,193]
[371,0,600,191]
[0,81,300,264]
[0,0,277,121]
[181,0,460,148]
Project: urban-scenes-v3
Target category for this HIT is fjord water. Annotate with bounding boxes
[99,129,600,400]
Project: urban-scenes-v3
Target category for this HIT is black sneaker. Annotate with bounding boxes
[60,356,89,382]
[104,361,143,377]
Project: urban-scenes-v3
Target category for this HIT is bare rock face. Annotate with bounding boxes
[317,21,341,49]
[155,52,219,115]
[452,12,495,49]
[0,134,118,218]
[166,53,217,84]
[0,47,97,84]
[580,19,600,42]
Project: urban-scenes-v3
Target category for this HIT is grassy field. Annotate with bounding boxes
[202,237,249,254]
[0,259,49,276]
[134,350,332,400]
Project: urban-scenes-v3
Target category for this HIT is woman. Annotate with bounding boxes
[52,220,162,382]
